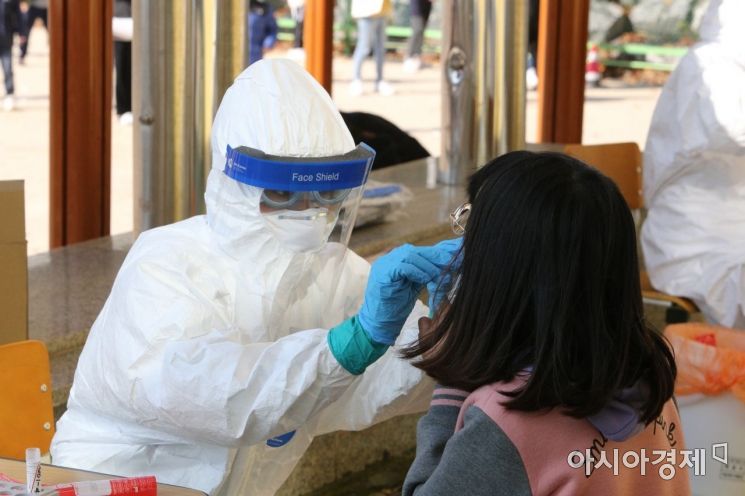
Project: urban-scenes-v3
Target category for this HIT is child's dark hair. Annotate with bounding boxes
[404,151,676,425]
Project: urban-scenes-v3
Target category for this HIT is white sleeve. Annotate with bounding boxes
[72,258,356,448]
[698,60,745,152]
[141,328,355,446]
[310,299,435,435]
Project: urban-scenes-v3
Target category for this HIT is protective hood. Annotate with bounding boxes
[205,59,356,257]
[698,0,745,48]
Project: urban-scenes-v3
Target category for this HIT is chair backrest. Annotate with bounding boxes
[563,142,643,210]
[0,340,55,459]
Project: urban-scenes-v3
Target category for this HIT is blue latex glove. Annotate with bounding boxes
[358,241,462,345]
[426,238,463,315]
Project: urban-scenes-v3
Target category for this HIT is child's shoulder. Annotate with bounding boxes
[458,377,599,444]
[460,377,546,417]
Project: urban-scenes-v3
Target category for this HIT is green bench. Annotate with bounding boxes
[591,42,689,72]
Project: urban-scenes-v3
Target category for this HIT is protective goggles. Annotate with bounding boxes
[224,143,376,209]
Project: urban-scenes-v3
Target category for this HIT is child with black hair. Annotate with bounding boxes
[402,152,690,495]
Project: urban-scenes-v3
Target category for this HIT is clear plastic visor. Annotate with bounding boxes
[224,143,376,247]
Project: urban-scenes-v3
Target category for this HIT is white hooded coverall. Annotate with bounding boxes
[51,60,433,495]
[641,0,745,328]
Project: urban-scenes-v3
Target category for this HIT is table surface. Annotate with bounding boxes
[0,458,207,496]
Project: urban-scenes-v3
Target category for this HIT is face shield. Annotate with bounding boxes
[224,143,376,252]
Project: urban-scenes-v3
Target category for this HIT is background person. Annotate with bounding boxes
[526,0,539,90]
[286,0,305,63]
[288,0,304,49]
[51,60,455,496]
[642,0,745,328]
[0,0,20,111]
[112,0,132,125]
[349,0,394,96]
[403,0,432,73]
[18,0,46,65]
[247,0,278,65]
[402,152,688,495]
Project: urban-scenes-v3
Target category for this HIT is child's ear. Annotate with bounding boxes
[417,316,433,340]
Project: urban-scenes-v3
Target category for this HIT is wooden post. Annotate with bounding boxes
[49,1,112,247]
[536,0,590,144]
[304,0,334,93]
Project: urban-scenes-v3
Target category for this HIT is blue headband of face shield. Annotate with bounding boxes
[224,143,376,209]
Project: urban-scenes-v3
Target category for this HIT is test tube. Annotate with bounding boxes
[52,476,157,496]
[25,447,41,493]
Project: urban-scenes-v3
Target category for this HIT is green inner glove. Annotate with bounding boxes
[327,316,390,375]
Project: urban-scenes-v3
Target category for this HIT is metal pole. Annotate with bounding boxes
[214,0,250,111]
[440,0,528,185]
[132,0,246,233]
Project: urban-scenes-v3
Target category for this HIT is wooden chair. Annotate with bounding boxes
[563,142,700,323]
[0,340,55,460]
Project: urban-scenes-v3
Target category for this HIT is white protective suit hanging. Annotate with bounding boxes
[51,59,433,495]
[641,0,745,328]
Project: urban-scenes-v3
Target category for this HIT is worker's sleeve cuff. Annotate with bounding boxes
[327,316,389,375]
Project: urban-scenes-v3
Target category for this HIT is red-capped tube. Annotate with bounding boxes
[53,476,157,496]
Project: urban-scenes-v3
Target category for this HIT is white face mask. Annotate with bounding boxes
[262,208,336,253]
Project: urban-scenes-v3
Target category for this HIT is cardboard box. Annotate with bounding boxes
[0,180,28,345]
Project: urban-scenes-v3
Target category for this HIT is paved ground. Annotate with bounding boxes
[0,27,664,255]
[0,27,133,254]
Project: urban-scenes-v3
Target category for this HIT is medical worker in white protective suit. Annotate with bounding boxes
[641,0,745,328]
[51,60,459,495]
